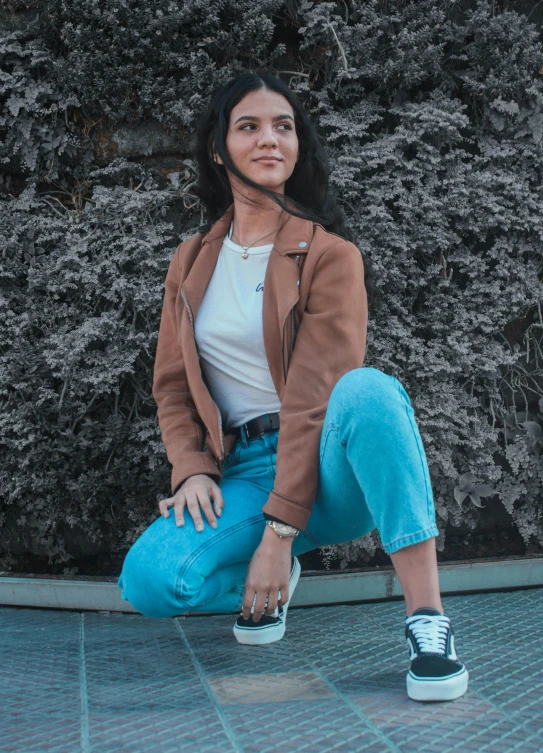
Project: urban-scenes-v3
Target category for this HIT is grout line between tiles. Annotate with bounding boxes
[79,613,90,753]
[174,618,244,753]
[284,634,403,753]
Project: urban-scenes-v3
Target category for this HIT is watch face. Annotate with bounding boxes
[268,520,298,536]
[275,522,297,535]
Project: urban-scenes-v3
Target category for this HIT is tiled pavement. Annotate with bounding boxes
[1,588,542,753]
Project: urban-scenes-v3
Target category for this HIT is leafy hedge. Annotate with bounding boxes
[1,0,543,573]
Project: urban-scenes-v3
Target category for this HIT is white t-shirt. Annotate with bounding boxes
[194,221,282,430]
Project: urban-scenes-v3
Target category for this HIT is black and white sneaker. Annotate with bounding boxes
[233,556,301,645]
[405,607,469,701]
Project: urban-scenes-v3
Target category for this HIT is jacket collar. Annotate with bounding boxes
[181,197,313,328]
[200,197,314,256]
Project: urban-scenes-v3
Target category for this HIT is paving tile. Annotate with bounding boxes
[83,613,237,753]
[213,699,393,753]
[0,713,82,753]
[207,671,335,704]
[350,690,535,752]
[1,588,543,752]
[0,609,81,753]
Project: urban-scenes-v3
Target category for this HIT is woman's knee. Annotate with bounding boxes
[336,366,395,391]
[118,539,187,618]
[332,367,403,414]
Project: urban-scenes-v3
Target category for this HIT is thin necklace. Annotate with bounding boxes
[230,213,290,259]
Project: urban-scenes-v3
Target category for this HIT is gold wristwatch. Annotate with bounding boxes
[266,520,300,538]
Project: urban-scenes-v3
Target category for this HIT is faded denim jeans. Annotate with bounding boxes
[117,367,439,618]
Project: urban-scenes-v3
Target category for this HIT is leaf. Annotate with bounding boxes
[490,97,520,116]
[488,112,505,131]
[520,421,543,442]
[167,172,180,188]
[469,492,485,509]
[475,484,496,498]
[7,96,26,117]
[454,486,468,507]
[458,472,478,492]
[436,505,448,520]
[527,112,543,144]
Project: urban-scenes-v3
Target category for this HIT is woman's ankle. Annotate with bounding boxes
[406,602,444,617]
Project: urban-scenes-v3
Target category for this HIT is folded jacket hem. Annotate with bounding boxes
[262,492,312,531]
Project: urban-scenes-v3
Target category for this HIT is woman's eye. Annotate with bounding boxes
[240,124,292,130]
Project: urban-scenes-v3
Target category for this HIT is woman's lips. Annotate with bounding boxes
[254,158,281,164]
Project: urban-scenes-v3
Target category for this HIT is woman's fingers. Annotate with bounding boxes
[198,494,218,529]
[158,496,175,518]
[210,485,224,518]
[278,585,290,608]
[158,481,224,533]
[242,587,257,620]
[265,591,279,615]
[186,495,205,532]
[251,590,268,622]
[242,585,285,620]
[158,493,186,527]
[174,495,186,527]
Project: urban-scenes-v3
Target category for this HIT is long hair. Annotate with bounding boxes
[190,70,379,316]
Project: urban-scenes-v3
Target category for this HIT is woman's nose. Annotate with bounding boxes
[257,128,278,147]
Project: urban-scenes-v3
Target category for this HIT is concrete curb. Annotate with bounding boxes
[1,557,542,614]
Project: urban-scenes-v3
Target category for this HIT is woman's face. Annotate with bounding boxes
[214,88,299,194]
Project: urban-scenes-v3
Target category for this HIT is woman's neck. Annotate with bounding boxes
[230,197,285,247]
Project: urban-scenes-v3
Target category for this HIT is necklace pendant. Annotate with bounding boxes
[242,252,249,259]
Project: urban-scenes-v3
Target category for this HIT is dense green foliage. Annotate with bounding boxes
[1,0,543,571]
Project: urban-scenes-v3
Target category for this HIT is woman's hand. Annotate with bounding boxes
[158,474,224,531]
[242,524,294,621]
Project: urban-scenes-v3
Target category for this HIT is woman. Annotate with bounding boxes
[118,72,468,703]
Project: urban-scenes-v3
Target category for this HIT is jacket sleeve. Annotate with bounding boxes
[152,245,221,497]
[263,512,289,524]
[261,240,368,530]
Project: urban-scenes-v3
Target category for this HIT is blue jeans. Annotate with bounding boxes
[117,367,439,618]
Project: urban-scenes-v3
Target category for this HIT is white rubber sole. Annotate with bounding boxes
[233,557,302,646]
[407,667,469,702]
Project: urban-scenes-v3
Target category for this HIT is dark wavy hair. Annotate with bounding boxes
[190,70,379,316]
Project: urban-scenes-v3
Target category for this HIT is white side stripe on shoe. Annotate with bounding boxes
[407,636,418,660]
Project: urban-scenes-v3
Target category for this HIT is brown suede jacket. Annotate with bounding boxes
[152,200,368,530]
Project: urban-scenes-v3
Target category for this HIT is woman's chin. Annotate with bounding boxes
[248,173,286,190]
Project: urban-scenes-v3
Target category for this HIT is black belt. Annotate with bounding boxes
[229,412,280,442]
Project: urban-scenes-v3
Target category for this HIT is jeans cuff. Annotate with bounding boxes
[383,524,439,554]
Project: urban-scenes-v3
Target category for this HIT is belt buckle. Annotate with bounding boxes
[242,421,256,442]
[244,416,267,441]
[257,414,273,438]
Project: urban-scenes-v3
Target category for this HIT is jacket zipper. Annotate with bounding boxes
[282,255,301,383]
[180,287,225,461]
[180,288,195,342]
